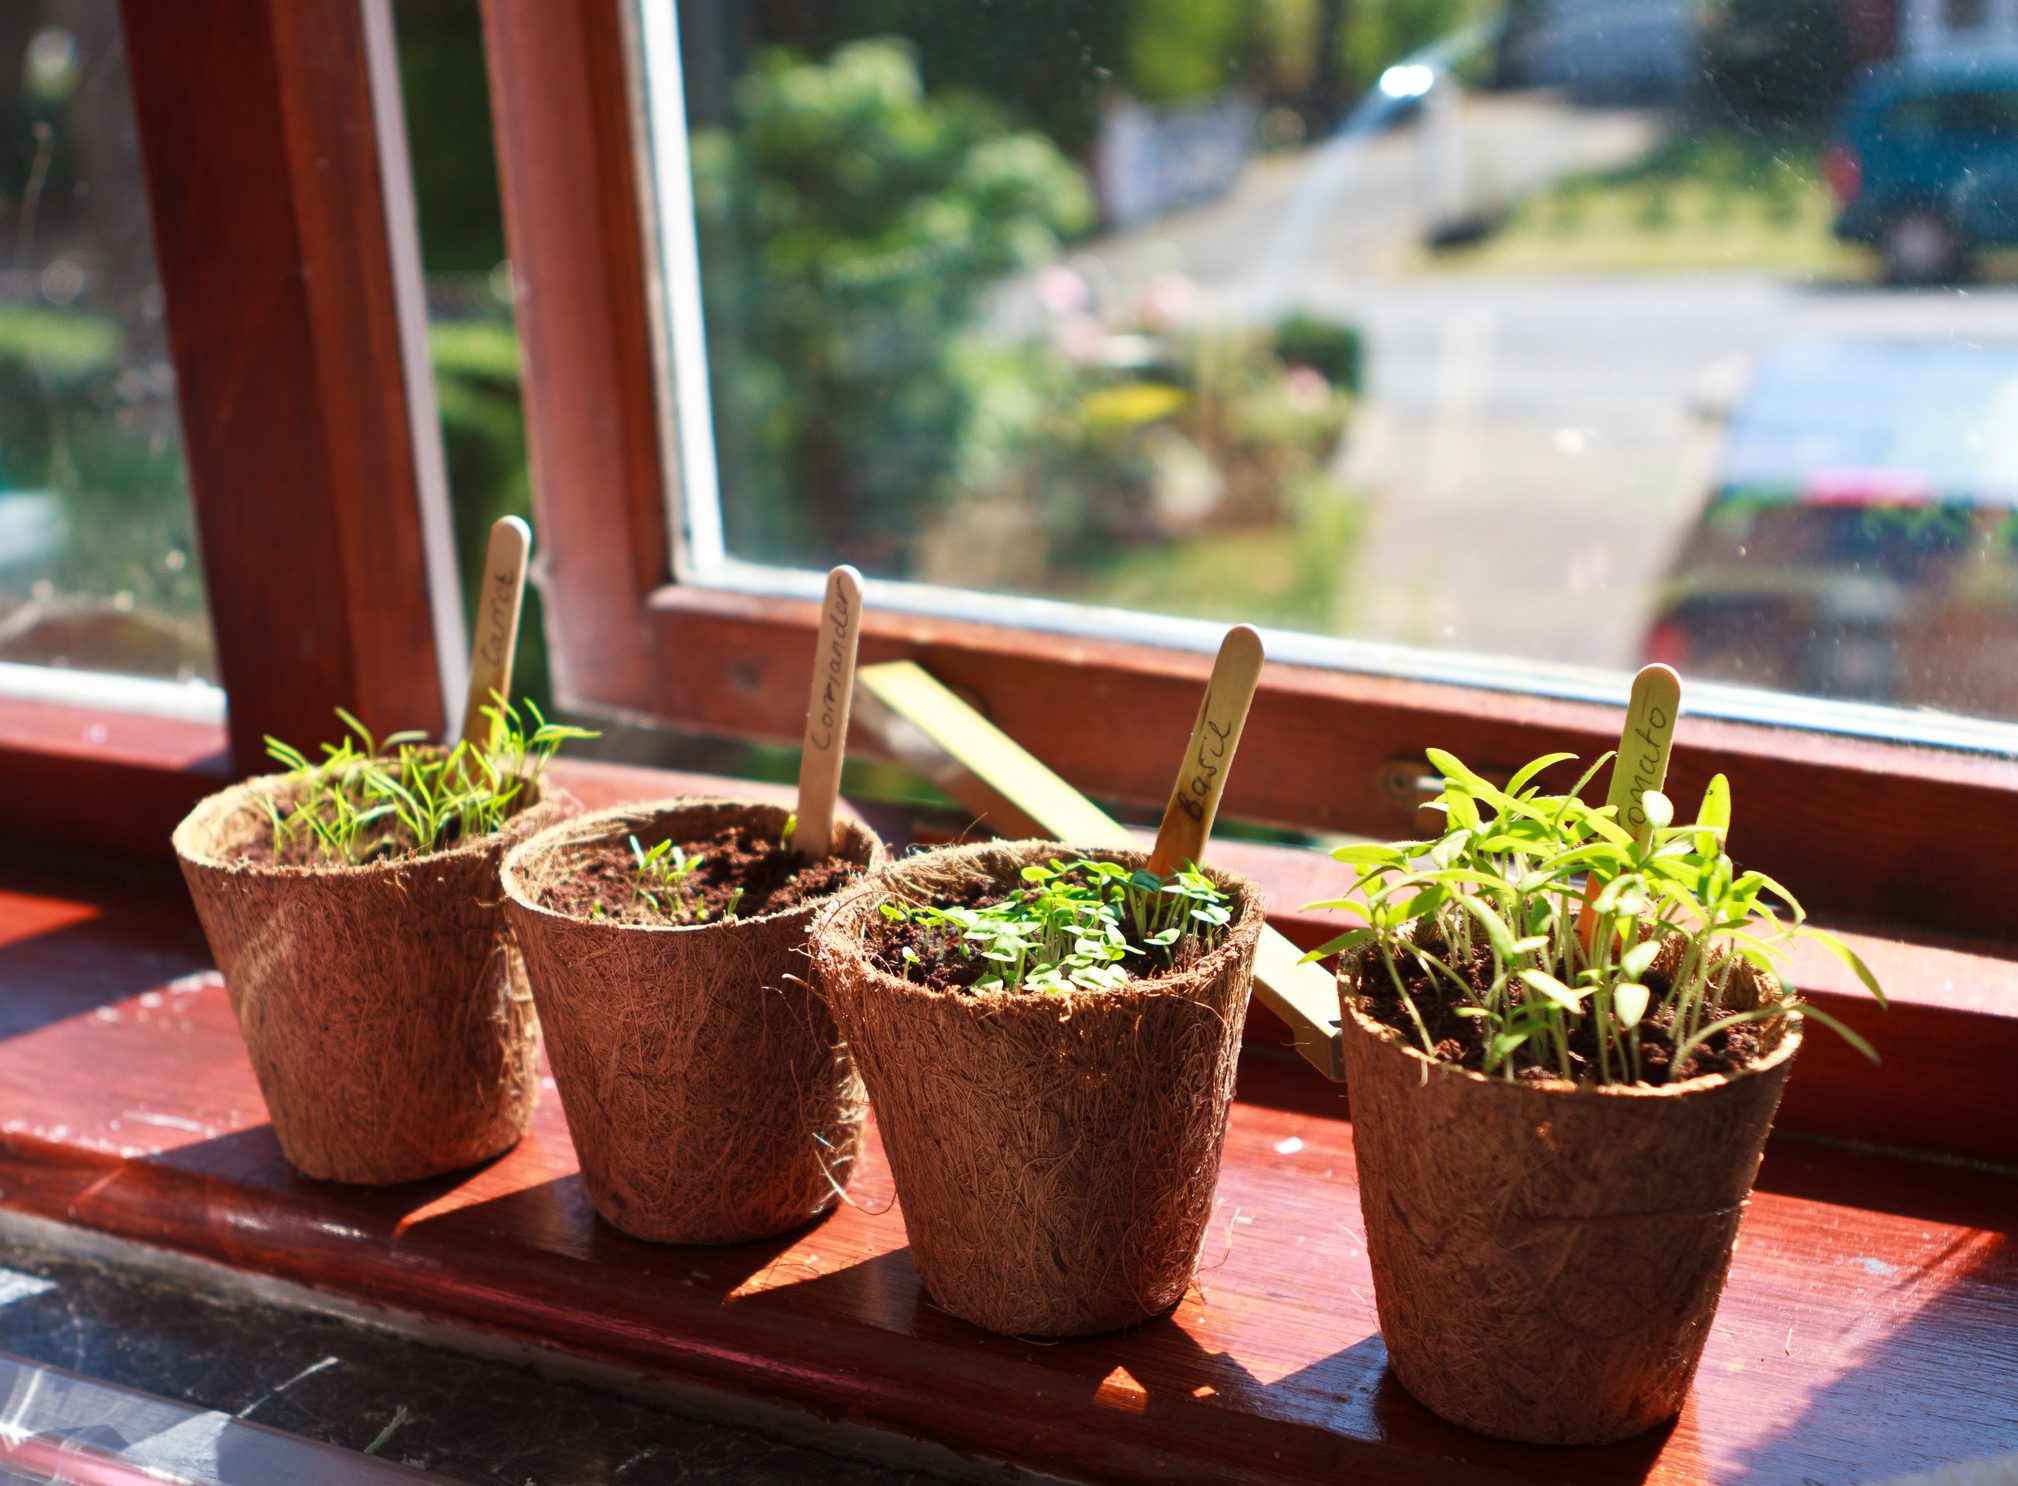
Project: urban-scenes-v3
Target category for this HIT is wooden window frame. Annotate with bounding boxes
[0,0,461,860]
[483,0,2017,945]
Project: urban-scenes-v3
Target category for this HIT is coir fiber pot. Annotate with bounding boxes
[1337,941,1802,1445]
[501,798,885,1245]
[811,839,1266,1337]
[173,771,575,1185]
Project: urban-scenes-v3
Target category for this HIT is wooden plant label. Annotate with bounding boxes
[1606,663,1682,844]
[1147,625,1266,878]
[793,565,864,859]
[458,515,531,747]
[1579,662,1682,947]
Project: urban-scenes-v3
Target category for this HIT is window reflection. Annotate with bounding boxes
[0,2,210,684]
[657,0,2018,725]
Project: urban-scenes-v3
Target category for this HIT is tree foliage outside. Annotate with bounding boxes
[690,39,1095,570]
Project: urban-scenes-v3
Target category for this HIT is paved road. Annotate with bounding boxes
[1296,275,2018,669]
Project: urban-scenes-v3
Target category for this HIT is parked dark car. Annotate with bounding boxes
[1826,56,2018,282]
[1644,339,2018,715]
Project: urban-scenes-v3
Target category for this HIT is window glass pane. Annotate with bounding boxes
[393,0,554,715]
[641,2,2018,735]
[0,1,212,684]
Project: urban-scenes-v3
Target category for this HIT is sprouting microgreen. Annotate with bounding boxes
[260,698,597,866]
[623,834,743,924]
[882,858,1233,994]
[1304,750,1884,1085]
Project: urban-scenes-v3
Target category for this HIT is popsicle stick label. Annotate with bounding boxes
[458,516,531,747]
[793,565,864,859]
[1607,663,1682,842]
[1147,625,1265,877]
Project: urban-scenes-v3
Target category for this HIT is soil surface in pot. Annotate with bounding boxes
[538,822,862,926]
[863,876,1221,994]
[1353,935,1765,1087]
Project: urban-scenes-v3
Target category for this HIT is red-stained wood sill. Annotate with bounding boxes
[0,759,2011,1485]
[0,696,229,860]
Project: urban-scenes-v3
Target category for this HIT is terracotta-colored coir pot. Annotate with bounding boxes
[811,839,1265,1337]
[501,798,885,1245]
[1337,944,1802,1444]
[173,770,574,1184]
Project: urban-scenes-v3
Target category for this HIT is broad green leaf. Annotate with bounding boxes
[1694,772,1730,853]
[1458,896,1519,962]
[1425,747,1488,790]
[1519,968,1584,1011]
[1619,938,1661,981]
[1613,981,1651,1030]
[1329,842,1410,867]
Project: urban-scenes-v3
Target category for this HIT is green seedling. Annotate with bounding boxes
[1304,749,1885,1085]
[263,699,595,866]
[883,857,1232,994]
[628,833,744,924]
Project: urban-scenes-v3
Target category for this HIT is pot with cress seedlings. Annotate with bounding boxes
[501,569,887,1244]
[1315,666,1886,1445]
[812,627,1268,1336]
[172,521,590,1184]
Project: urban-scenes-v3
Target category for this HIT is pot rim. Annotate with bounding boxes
[501,795,887,936]
[816,837,1266,1012]
[1337,949,1804,1103]
[172,765,559,880]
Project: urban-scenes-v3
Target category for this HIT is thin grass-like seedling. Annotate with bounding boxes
[263,699,595,866]
[792,565,864,860]
[625,833,744,923]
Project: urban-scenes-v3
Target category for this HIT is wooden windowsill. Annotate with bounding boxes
[0,758,2011,1484]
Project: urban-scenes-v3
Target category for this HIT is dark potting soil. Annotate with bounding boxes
[539,823,863,926]
[1352,934,1765,1088]
[862,876,1218,995]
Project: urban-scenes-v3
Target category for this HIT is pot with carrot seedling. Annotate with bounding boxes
[813,627,1270,1336]
[501,798,884,1243]
[173,702,591,1183]
[1313,669,1886,1444]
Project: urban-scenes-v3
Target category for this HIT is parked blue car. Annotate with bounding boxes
[1827,56,2018,282]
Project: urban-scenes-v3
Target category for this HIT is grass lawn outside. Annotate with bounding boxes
[1060,479,1365,635]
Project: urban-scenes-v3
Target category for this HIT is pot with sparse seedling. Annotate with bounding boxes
[1312,669,1886,1444]
[502,797,885,1242]
[173,702,591,1183]
[501,567,886,1244]
[812,627,1269,1336]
